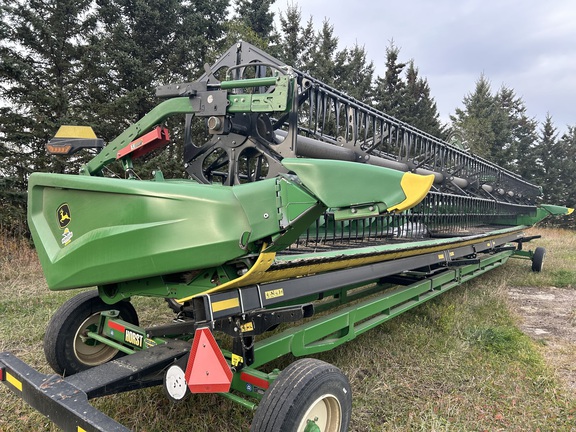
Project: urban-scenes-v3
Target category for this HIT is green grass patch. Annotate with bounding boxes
[466,325,543,365]
[550,269,576,287]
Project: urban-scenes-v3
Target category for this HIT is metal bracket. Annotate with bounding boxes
[211,304,314,369]
[511,235,542,251]
[217,304,314,336]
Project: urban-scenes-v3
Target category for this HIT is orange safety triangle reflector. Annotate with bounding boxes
[185,328,232,393]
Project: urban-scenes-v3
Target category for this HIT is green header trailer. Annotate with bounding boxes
[1,41,573,432]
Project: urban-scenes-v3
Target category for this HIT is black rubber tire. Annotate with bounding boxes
[250,358,352,432]
[531,246,546,272]
[44,290,138,376]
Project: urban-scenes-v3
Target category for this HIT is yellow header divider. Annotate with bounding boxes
[177,244,276,303]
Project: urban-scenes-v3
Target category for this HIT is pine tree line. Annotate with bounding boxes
[450,75,576,227]
[1,1,574,236]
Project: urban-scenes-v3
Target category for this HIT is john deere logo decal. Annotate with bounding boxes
[57,203,71,228]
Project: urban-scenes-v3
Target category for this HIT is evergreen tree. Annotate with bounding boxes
[373,41,406,118]
[81,0,229,177]
[0,0,96,172]
[497,86,538,180]
[302,19,340,86]
[182,0,231,69]
[86,0,228,138]
[221,20,271,53]
[493,86,533,173]
[557,126,576,207]
[277,3,314,69]
[451,78,539,172]
[537,120,576,228]
[536,115,564,204]
[450,75,508,166]
[373,44,444,138]
[401,61,445,138]
[334,44,374,102]
[234,0,275,40]
[512,112,539,180]
[0,0,96,234]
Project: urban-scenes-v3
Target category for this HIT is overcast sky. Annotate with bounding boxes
[274,0,576,134]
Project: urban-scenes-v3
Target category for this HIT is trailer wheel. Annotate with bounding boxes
[44,290,139,376]
[250,358,352,432]
[531,247,546,272]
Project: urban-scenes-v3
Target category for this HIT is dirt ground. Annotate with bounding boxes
[508,286,576,390]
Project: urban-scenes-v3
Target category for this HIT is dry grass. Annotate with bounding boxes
[1,228,576,431]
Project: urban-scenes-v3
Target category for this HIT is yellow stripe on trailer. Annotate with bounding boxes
[6,371,22,391]
[212,298,240,313]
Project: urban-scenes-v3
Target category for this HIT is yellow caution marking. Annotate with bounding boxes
[388,172,434,212]
[6,372,22,391]
[54,125,97,139]
[78,427,87,432]
[568,208,574,215]
[211,298,240,313]
[177,244,276,303]
[264,288,284,299]
[438,254,445,260]
[240,322,254,332]
[231,354,244,367]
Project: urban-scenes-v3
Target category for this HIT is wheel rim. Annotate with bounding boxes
[297,393,342,432]
[73,312,119,366]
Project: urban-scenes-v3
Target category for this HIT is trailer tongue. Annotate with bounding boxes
[1,41,573,432]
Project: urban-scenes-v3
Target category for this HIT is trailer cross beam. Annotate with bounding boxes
[0,340,191,431]
[0,352,130,432]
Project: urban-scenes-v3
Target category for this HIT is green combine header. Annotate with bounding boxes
[1,41,572,432]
